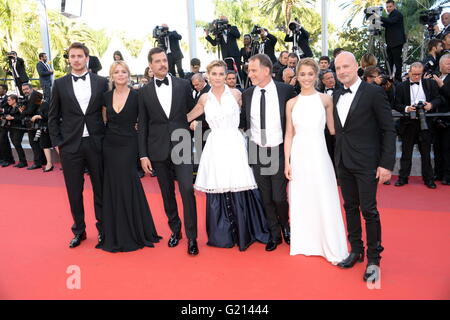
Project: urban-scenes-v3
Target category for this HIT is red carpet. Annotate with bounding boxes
[1,165,449,300]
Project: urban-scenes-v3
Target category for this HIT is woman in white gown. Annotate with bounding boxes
[187,60,270,251]
[284,58,349,265]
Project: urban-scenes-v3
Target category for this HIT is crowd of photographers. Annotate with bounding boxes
[1,1,450,187]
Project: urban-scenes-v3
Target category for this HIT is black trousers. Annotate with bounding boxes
[28,130,46,166]
[337,162,383,264]
[386,45,403,82]
[399,121,433,181]
[0,127,14,163]
[152,158,197,240]
[433,123,450,180]
[9,128,26,164]
[251,144,289,241]
[42,85,52,103]
[60,137,103,236]
[168,54,185,78]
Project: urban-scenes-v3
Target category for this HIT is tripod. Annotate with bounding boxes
[368,30,392,77]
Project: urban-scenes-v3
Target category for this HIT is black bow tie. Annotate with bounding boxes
[410,82,420,86]
[156,77,169,87]
[340,87,352,95]
[72,73,87,82]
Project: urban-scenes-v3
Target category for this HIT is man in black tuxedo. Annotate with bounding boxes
[0,84,14,167]
[284,22,313,58]
[36,53,54,102]
[158,24,185,78]
[88,55,102,74]
[333,52,396,282]
[190,72,210,153]
[240,54,296,252]
[48,42,109,248]
[258,29,278,64]
[6,51,29,96]
[205,16,241,72]
[138,47,199,256]
[434,12,450,39]
[378,0,406,81]
[393,62,441,188]
[432,54,450,185]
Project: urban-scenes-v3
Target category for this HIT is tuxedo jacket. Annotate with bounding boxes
[240,81,296,139]
[138,76,195,161]
[163,31,184,61]
[261,33,278,64]
[88,56,102,74]
[393,78,441,128]
[48,73,109,153]
[8,57,29,83]
[333,81,396,171]
[206,26,241,58]
[381,9,406,48]
[438,75,450,114]
[36,61,53,86]
[284,28,313,58]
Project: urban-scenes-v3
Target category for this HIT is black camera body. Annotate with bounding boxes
[63,48,69,59]
[153,26,169,39]
[288,21,301,33]
[419,8,442,27]
[208,19,230,37]
[251,25,263,35]
[0,116,11,128]
[410,101,429,131]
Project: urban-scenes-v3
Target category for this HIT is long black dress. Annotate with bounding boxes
[99,89,161,252]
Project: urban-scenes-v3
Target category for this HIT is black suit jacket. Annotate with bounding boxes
[333,81,396,171]
[162,31,184,61]
[138,76,195,161]
[240,81,296,139]
[88,56,102,74]
[48,73,109,153]
[36,61,53,87]
[206,26,241,58]
[438,75,450,114]
[261,33,278,63]
[381,9,406,48]
[22,90,41,117]
[7,57,29,83]
[284,28,313,58]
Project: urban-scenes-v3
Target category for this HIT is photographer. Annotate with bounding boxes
[30,93,53,172]
[273,51,288,81]
[393,62,441,188]
[4,94,27,167]
[0,84,15,167]
[36,52,53,102]
[363,66,395,106]
[434,12,450,39]
[155,24,185,78]
[256,27,278,64]
[376,0,406,82]
[21,84,46,170]
[205,16,241,71]
[5,51,29,96]
[432,54,450,184]
[422,39,444,77]
[284,21,313,58]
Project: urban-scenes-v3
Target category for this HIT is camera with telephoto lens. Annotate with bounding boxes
[6,52,16,61]
[63,48,69,59]
[0,115,10,128]
[251,25,263,35]
[33,119,47,142]
[207,19,230,37]
[153,26,169,39]
[410,101,429,131]
[288,21,302,33]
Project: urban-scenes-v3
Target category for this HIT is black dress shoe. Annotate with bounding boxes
[168,232,182,247]
[424,180,437,189]
[69,232,87,248]
[282,226,290,245]
[188,239,199,256]
[27,164,42,170]
[395,178,408,186]
[95,233,104,248]
[441,179,450,185]
[337,252,364,268]
[265,239,282,252]
[363,262,381,282]
[383,181,391,185]
[14,162,27,168]
[1,161,13,167]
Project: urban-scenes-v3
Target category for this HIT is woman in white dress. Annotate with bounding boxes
[284,58,349,265]
[187,60,270,251]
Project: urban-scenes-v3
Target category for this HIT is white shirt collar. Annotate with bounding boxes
[256,79,276,92]
[344,77,362,93]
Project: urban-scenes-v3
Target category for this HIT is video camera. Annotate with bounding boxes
[153,25,169,39]
[410,101,429,131]
[207,19,230,37]
[419,8,442,27]
[364,6,383,35]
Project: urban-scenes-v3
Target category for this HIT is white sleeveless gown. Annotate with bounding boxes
[289,93,349,264]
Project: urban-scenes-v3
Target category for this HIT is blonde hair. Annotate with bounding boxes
[296,58,319,76]
[206,60,227,74]
[109,61,131,82]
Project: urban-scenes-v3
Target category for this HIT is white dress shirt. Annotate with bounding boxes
[154,76,172,118]
[250,79,283,147]
[336,77,362,125]
[409,80,427,108]
[72,72,92,137]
